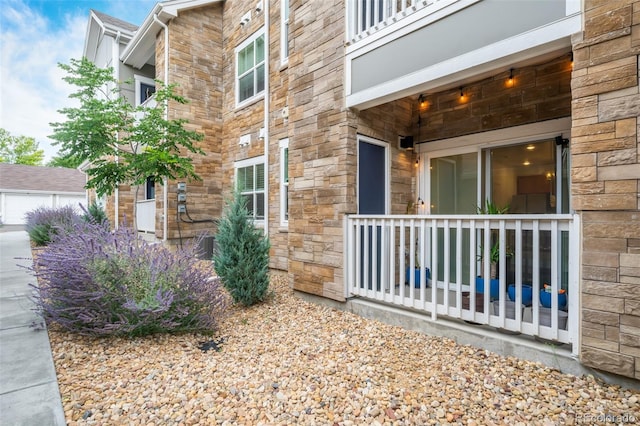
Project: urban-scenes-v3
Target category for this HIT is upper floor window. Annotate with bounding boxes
[236,29,265,106]
[281,0,290,65]
[279,139,289,225]
[235,156,265,220]
[134,75,156,106]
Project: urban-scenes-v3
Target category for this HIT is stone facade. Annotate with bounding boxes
[571,0,640,379]
[155,4,224,242]
[93,0,640,382]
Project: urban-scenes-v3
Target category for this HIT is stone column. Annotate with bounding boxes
[571,0,640,380]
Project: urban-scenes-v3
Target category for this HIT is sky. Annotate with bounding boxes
[0,0,157,162]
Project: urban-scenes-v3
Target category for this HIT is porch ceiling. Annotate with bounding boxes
[348,41,572,112]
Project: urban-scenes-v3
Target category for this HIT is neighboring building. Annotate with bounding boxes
[0,164,86,224]
[83,0,640,383]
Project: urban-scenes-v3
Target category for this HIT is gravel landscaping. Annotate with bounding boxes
[50,273,639,425]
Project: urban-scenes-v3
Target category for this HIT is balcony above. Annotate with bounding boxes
[345,0,581,110]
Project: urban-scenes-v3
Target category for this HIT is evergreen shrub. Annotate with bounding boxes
[213,192,271,306]
[31,221,227,336]
[82,202,108,225]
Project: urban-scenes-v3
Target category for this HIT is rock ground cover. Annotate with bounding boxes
[50,274,639,425]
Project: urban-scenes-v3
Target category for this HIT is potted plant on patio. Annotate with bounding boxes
[405,238,430,288]
[540,284,567,309]
[474,200,510,300]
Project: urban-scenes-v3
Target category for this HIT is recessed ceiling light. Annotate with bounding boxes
[526,145,535,151]
[523,160,530,166]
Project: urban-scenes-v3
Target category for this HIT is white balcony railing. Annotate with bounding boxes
[136,199,156,233]
[346,0,450,44]
[344,214,580,353]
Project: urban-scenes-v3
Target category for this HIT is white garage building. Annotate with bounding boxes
[0,164,86,225]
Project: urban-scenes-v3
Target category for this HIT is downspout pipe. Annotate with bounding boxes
[263,0,270,236]
[114,31,121,229]
[154,14,170,242]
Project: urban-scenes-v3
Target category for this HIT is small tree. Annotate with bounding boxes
[50,57,204,198]
[0,128,45,166]
[213,192,270,306]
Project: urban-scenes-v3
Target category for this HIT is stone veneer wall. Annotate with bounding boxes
[416,55,572,142]
[286,0,417,300]
[219,1,288,270]
[103,187,134,229]
[286,0,350,299]
[155,5,224,242]
[571,0,640,380]
[266,0,291,271]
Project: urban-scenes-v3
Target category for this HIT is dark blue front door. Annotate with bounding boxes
[358,140,386,214]
[358,138,386,290]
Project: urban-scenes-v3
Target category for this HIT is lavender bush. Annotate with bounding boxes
[31,222,227,336]
[24,205,83,246]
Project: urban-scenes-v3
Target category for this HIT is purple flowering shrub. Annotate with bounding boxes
[31,222,227,336]
[25,205,83,246]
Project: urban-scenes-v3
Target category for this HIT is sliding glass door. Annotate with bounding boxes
[427,137,570,289]
[430,153,477,286]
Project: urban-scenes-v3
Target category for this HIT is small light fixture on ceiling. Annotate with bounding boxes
[526,144,535,151]
[523,160,530,166]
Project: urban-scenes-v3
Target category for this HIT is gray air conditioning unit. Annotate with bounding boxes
[198,235,217,260]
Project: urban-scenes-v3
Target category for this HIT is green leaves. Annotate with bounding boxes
[0,128,45,166]
[213,192,271,307]
[50,57,204,196]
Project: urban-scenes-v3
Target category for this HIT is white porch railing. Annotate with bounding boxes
[345,0,452,44]
[344,214,580,354]
[136,199,156,233]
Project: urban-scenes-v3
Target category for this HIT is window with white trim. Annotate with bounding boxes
[236,29,265,105]
[235,156,265,220]
[279,139,289,225]
[145,177,155,200]
[134,75,156,106]
[280,0,290,65]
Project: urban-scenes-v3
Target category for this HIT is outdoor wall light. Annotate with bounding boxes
[419,94,426,108]
[507,68,514,86]
[415,156,419,167]
[459,87,464,99]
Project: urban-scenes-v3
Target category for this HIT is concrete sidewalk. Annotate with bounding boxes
[0,230,66,425]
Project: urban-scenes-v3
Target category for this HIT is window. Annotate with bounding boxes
[134,75,156,106]
[488,140,562,214]
[235,156,265,220]
[425,124,573,289]
[279,139,289,225]
[236,30,265,105]
[145,177,155,200]
[280,0,289,64]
